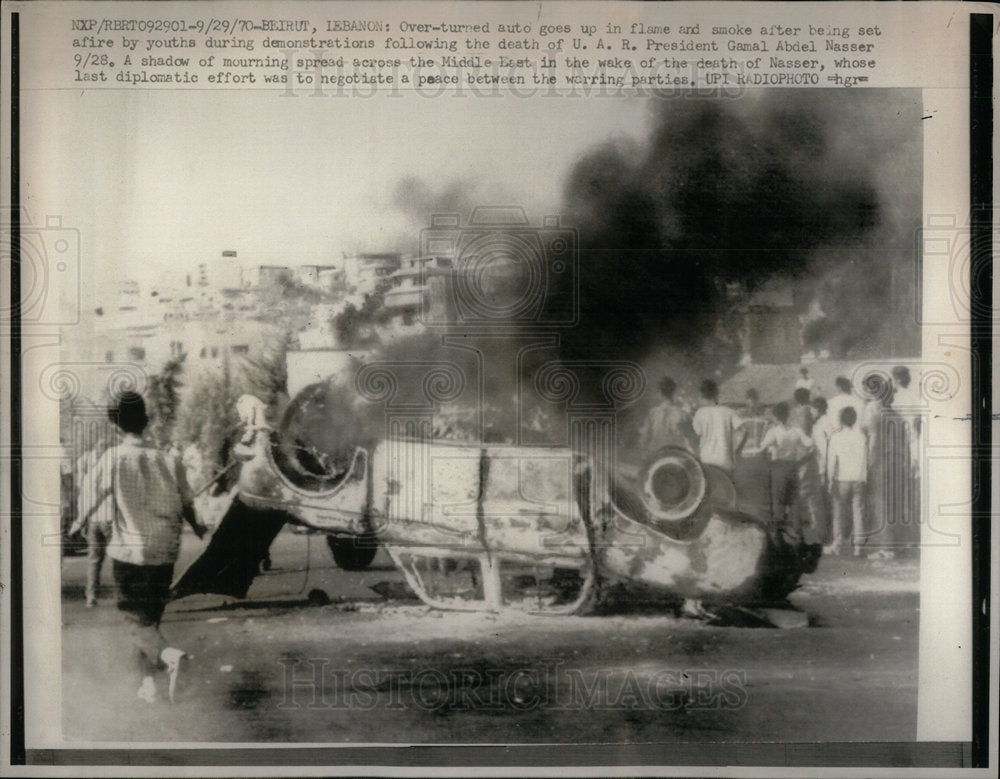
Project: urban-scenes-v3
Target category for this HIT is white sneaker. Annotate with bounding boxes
[136,675,158,703]
[159,647,189,703]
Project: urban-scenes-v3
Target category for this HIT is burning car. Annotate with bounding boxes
[175,381,817,616]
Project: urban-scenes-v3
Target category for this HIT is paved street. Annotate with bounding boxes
[61,527,919,744]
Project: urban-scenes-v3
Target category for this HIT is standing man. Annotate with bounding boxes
[682,378,747,620]
[810,396,837,545]
[810,396,836,485]
[737,388,770,456]
[744,388,764,418]
[826,406,867,556]
[77,392,208,703]
[891,366,921,433]
[759,402,815,533]
[693,379,747,475]
[788,387,822,540]
[638,376,697,454]
[788,388,816,436]
[861,375,909,560]
[794,367,816,398]
[826,376,860,431]
[891,365,922,547]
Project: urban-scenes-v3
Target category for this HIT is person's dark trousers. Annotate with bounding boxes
[113,559,173,675]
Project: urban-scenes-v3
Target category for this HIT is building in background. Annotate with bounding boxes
[242,264,293,288]
[343,252,401,295]
[295,263,342,289]
[382,255,453,331]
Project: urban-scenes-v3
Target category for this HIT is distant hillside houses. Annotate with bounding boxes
[343,252,402,295]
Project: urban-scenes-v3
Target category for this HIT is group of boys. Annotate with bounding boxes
[639,366,918,557]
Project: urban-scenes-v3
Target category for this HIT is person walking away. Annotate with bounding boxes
[693,379,747,475]
[638,376,697,455]
[826,407,867,556]
[759,402,815,541]
[76,392,208,703]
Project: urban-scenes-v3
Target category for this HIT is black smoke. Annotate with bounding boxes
[373,91,920,443]
[555,90,919,365]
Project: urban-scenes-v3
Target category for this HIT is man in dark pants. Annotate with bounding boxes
[759,402,815,533]
[77,392,207,702]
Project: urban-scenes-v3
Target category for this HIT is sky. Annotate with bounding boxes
[25,88,650,308]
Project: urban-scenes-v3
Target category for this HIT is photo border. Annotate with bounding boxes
[2,3,994,774]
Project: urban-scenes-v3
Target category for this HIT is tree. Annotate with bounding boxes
[146,353,186,448]
[176,334,292,494]
[240,330,292,413]
[177,367,241,491]
[332,279,392,347]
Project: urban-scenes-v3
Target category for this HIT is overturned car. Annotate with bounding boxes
[174,381,819,616]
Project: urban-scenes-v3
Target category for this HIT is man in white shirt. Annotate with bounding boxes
[682,379,747,621]
[77,392,208,702]
[826,406,868,556]
[794,367,816,397]
[759,402,814,530]
[692,379,746,474]
[826,376,860,428]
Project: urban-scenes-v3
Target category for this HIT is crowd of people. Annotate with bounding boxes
[637,366,921,559]
[66,367,922,701]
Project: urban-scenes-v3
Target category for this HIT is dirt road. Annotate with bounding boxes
[61,527,918,744]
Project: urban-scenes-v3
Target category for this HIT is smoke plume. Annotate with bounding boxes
[364,90,920,444]
[555,89,920,367]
